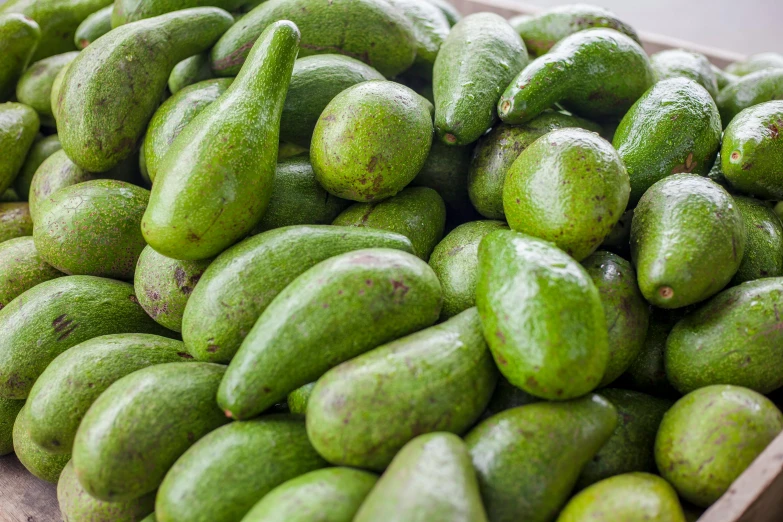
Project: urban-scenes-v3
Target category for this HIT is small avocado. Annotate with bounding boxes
[655,385,783,507]
[713,64,738,90]
[499,29,654,124]
[0,203,33,243]
[717,68,783,125]
[0,237,62,310]
[387,0,450,74]
[504,128,629,261]
[433,13,527,146]
[74,5,113,48]
[14,134,61,199]
[218,248,442,419]
[631,174,746,308]
[466,395,617,522]
[168,53,215,94]
[287,382,315,415]
[0,396,24,455]
[726,52,783,76]
[354,433,489,522]
[0,14,40,101]
[16,51,79,122]
[0,102,40,194]
[476,230,608,400]
[558,472,685,522]
[411,140,476,223]
[332,187,446,260]
[651,49,719,98]
[620,309,681,398]
[306,308,496,470]
[13,405,70,483]
[731,196,783,284]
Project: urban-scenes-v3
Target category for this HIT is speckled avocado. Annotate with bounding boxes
[0,102,40,194]
[74,5,113,48]
[731,196,783,284]
[726,52,783,76]
[0,397,24,455]
[218,248,442,419]
[287,383,315,415]
[717,68,783,125]
[631,174,746,308]
[499,29,654,124]
[411,140,476,223]
[354,433,488,522]
[655,385,783,507]
[332,187,446,260]
[0,203,33,243]
[14,134,61,199]
[503,128,629,261]
[620,309,680,397]
[0,14,40,100]
[476,230,608,400]
[16,51,79,123]
[13,405,71,482]
[168,53,215,94]
[651,49,719,98]
[0,237,62,310]
[307,308,496,470]
[466,395,617,522]
[433,13,527,146]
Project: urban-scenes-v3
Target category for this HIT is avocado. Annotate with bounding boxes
[0,202,33,243]
[332,187,446,260]
[287,382,315,415]
[721,100,783,199]
[311,81,433,203]
[717,68,783,125]
[620,309,681,397]
[276,141,308,161]
[13,405,70,482]
[0,236,62,310]
[559,472,685,522]
[499,29,654,124]
[156,415,327,522]
[354,433,488,522]
[504,128,629,261]
[651,49,719,98]
[49,58,71,122]
[111,0,248,26]
[388,0,449,75]
[0,102,40,194]
[0,275,172,399]
[219,248,442,419]
[483,376,540,418]
[466,395,617,522]
[16,51,79,122]
[14,134,61,199]
[168,53,215,94]
[280,54,384,148]
[600,209,633,255]
[706,151,732,191]
[0,396,24,455]
[58,7,234,172]
[614,78,722,204]
[1,189,19,202]
[72,362,229,501]
[0,13,40,100]
[411,140,476,223]
[181,225,414,362]
[58,460,156,522]
[631,174,746,308]
[726,52,783,76]
[74,5,113,48]
[513,4,640,57]
[423,0,461,26]
[306,308,496,470]
[143,20,298,260]
[433,13,527,146]
[655,385,783,507]
[476,230,608,400]
[713,64,738,90]
[731,196,783,283]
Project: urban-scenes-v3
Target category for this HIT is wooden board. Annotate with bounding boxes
[0,455,60,522]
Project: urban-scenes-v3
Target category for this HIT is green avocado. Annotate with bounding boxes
[0,236,62,310]
[476,230,608,400]
[286,382,315,415]
[499,29,654,124]
[388,0,449,75]
[655,385,783,507]
[411,140,476,223]
[731,196,783,283]
[504,128,629,261]
[306,308,496,470]
[483,376,540,418]
[16,51,79,122]
[111,0,249,26]
[433,13,527,146]
[0,102,40,194]
[631,174,746,308]
[181,225,414,362]
[72,362,229,501]
[726,52,783,76]
[311,81,434,203]
[49,58,71,121]
[141,515,157,522]
[13,405,70,482]
[423,0,461,26]
[1,188,19,202]
[0,202,33,243]
[143,21,298,260]
[74,5,112,48]
[713,64,738,90]
[600,208,633,255]
[58,7,234,172]
[620,308,680,397]
[219,248,442,419]
[466,395,617,522]
[332,187,446,260]
[155,415,327,522]
[14,134,61,199]
[58,460,156,522]
[168,53,215,94]
[0,13,40,100]
[706,151,732,190]
[354,433,488,522]
[0,275,172,399]
[0,396,24,455]
[651,49,719,98]
[717,68,783,125]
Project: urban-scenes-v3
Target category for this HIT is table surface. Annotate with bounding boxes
[0,455,60,522]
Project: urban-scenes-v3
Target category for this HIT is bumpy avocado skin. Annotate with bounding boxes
[0,13,40,101]
[651,49,719,98]
[13,405,70,482]
[726,52,783,77]
[717,68,783,125]
[466,395,618,522]
[0,236,62,310]
[0,102,40,194]
[731,196,783,284]
[655,385,783,507]
[16,51,79,120]
[74,5,113,48]
[387,0,449,74]
[168,53,214,94]
[0,396,25,455]
[0,202,33,243]
[14,134,61,199]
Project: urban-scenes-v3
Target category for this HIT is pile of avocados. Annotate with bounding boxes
[2,0,783,521]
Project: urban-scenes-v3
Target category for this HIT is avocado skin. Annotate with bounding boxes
[388,0,449,75]
[306,308,496,470]
[0,102,40,194]
[49,59,71,121]
[483,376,540,419]
[211,0,417,78]
[468,112,601,220]
[0,13,40,100]
[281,54,384,148]
[72,362,229,501]
[332,187,446,260]
[499,29,653,124]
[14,134,61,199]
[476,230,608,400]
[181,225,414,363]
[423,0,461,26]
[429,220,508,318]
[717,69,783,125]
[466,395,617,522]
[219,248,442,419]
[721,100,783,199]
[286,382,315,415]
[155,415,327,522]
[514,4,640,57]
[504,128,629,261]
[312,81,433,203]
[16,51,79,120]
[13,405,71,482]
[614,78,722,204]
[577,389,672,489]
[58,460,156,522]
[631,174,746,308]
[726,52,783,77]
[74,5,112,48]
[111,0,248,26]
[433,13,527,146]
[558,472,685,522]
[731,196,783,284]
[582,252,649,387]
[0,397,24,455]
[0,202,33,243]
[651,49,719,98]
[0,275,173,399]
[58,8,234,172]
[354,433,488,522]
[411,140,477,224]
[168,53,215,94]
[713,65,738,90]
[655,385,783,507]
[620,309,681,397]
[0,237,62,310]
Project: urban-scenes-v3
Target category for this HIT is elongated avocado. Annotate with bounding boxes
[13,405,70,483]
[16,51,79,121]
[74,5,113,48]
[0,102,40,195]
[0,13,40,100]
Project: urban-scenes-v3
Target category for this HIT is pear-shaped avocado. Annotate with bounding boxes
[0,13,40,101]
[0,102,40,195]
[726,52,783,76]
[0,237,63,311]
[731,196,783,284]
[0,202,33,243]
[717,68,783,125]
[16,51,79,122]
[74,5,113,49]
[0,396,24,455]
[13,405,70,483]
[651,49,719,98]
[14,134,61,199]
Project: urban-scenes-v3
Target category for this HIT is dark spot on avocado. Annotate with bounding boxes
[206,345,219,353]
[769,123,779,139]
[187,432,195,442]
[391,279,409,297]
[129,295,139,304]
[177,352,194,359]
[367,156,379,173]
[742,163,753,171]
[262,386,272,393]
